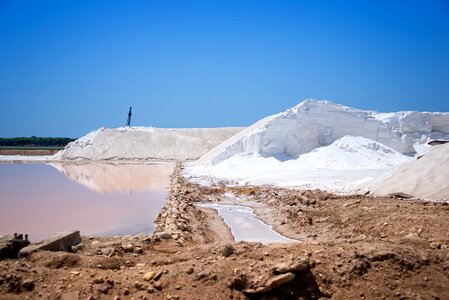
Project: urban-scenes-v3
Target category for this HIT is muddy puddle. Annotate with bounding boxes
[198,203,296,244]
[0,162,175,242]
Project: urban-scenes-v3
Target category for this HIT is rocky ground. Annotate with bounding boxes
[1,167,448,299]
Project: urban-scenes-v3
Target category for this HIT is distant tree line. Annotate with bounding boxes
[0,137,76,147]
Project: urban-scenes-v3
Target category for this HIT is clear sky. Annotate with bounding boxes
[1,0,448,138]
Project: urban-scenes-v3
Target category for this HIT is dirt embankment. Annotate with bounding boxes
[1,167,448,299]
[0,149,60,156]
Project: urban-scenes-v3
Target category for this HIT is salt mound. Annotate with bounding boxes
[292,136,411,170]
[56,126,243,161]
[186,136,410,193]
[195,99,449,165]
[366,143,449,201]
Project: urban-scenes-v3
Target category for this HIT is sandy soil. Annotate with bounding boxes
[1,167,448,299]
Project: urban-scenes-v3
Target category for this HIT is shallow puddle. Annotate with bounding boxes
[198,203,296,244]
[0,162,174,242]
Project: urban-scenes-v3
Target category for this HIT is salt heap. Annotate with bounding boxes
[187,136,411,193]
[366,143,449,201]
[195,99,449,165]
[55,126,243,161]
[187,99,449,194]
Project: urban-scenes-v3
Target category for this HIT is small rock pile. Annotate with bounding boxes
[153,167,195,243]
[228,257,316,296]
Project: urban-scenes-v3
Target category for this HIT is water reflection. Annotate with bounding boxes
[0,163,174,242]
[50,162,175,193]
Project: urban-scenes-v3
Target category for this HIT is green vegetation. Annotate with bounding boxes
[0,137,76,148]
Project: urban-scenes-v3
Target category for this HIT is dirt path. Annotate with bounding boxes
[1,166,448,299]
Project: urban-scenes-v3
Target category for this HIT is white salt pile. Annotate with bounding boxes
[55,126,243,161]
[366,143,449,201]
[187,99,449,195]
[195,99,449,166]
[186,136,411,194]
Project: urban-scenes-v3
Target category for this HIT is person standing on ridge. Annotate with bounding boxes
[126,107,132,126]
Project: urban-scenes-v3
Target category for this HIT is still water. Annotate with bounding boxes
[198,203,296,244]
[0,162,175,242]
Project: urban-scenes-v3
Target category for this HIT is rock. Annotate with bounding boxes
[142,271,155,281]
[274,259,309,273]
[91,240,101,245]
[388,192,414,199]
[153,271,163,281]
[134,282,146,290]
[0,234,31,260]
[19,231,81,257]
[244,272,296,294]
[99,285,109,294]
[123,288,130,295]
[22,279,35,291]
[122,243,134,252]
[155,232,172,240]
[93,277,104,284]
[186,267,194,274]
[195,271,210,281]
[147,286,155,293]
[101,247,115,256]
[228,275,248,291]
[153,282,162,291]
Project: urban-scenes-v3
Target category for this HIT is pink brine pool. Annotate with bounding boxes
[0,162,175,242]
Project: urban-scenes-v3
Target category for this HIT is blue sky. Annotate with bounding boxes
[1,0,448,137]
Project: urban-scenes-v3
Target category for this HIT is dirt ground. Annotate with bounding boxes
[1,167,448,299]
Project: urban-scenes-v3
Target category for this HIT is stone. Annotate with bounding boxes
[142,271,155,281]
[244,272,296,294]
[93,277,104,284]
[0,234,31,260]
[99,285,109,294]
[122,243,134,252]
[134,282,146,290]
[147,286,155,293]
[19,231,81,257]
[155,232,172,240]
[274,259,309,273]
[153,271,163,281]
[91,241,102,246]
[186,267,194,274]
[153,282,162,291]
[22,279,35,291]
[195,271,210,281]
